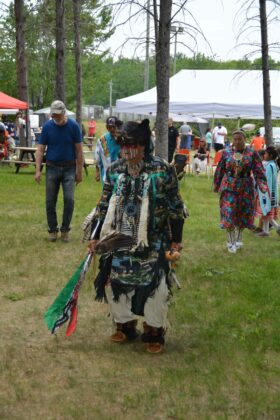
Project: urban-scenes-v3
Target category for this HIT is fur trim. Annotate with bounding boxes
[100,194,117,239]
[100,174,125,239]
[81,207,96,242]
[136,174,150,248]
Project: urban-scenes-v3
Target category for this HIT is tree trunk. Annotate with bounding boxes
[14,0,28,102]
[259,0,272,146]
[73,0,82,126]
[14,0,29,146]
[55,0,65,102]
[153,0,172,160]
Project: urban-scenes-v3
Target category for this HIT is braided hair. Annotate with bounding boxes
[266,145,280,169]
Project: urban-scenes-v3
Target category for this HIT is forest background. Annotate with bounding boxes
[1,0,280,112]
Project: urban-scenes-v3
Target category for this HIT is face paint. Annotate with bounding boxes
[120,144,145,162]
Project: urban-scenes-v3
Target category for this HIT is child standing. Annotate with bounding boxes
[255,146,280,237]
[205,127,212,151]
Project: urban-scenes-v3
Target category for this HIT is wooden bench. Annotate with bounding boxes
[1,160,44,165]
[0,160,45,173]
[1,159,96,175]
[84,158,95,166]
[83,158,96,175]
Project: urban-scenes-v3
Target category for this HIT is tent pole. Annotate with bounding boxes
[25,109,30,146]
[211,114,215,129]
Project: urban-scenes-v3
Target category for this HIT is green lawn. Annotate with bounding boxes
[0,165,280,419]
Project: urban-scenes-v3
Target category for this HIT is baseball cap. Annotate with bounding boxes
[50,100,66,115]
[0,122,6,132]
[106,116,122,127]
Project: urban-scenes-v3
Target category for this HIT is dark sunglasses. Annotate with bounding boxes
[116,136,145,146]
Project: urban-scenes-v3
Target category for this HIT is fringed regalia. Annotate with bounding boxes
[91,155,185,316]
[256,160,279,218]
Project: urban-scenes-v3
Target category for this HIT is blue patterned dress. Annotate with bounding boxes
[213,147,267,229]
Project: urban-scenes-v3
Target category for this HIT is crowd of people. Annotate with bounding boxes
[0,111,27,160]
[0,111,27,149]
[0,122,15,160]
[166,120,280,256]
[5,100,276,353]
[2,106,279,256]
[165,119,279,252]
[0,111,42,162]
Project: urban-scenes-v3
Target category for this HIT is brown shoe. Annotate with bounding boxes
[110,321,138,343]
[142,324,165,353]
[61,231,70,242]
[146,342,164,354]
[48,232,57,242]
[110,330,127,343]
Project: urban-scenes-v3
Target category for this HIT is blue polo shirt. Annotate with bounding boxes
[39,118,82,162]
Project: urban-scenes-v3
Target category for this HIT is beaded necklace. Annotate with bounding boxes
[233,148,246,177]
[127,160,144,177]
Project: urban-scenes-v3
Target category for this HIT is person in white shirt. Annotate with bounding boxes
[212,122,227,152]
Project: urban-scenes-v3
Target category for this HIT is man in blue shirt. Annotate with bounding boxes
[35,100,84,242]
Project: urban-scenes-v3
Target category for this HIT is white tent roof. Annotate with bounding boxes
[116,70,280,119]
[149,111,208,123]
[0,108,21,115]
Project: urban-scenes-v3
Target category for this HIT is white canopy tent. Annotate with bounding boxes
[116,70,280,119]
[0,109,22,115]
[34,107,75,116]
[152,112,208,123]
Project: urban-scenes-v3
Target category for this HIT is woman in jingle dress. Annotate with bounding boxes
[213,130,268,253]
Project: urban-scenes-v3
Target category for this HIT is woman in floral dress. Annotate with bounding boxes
[213,130,268,253]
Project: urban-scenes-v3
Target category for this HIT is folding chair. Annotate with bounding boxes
[209,149,223,176]
[173,149,191,179]
[177,149,191,174]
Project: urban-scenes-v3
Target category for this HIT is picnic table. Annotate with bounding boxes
[13,147,39,173]
[2,146,96,175]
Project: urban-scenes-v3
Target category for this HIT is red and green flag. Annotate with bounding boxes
[44,252,93,336]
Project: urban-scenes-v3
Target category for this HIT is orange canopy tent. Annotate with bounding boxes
[0,91,28,109]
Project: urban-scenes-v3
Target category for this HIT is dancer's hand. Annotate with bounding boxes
[165,243,182,262]
[88,239,99,253]
[170,242,182,252]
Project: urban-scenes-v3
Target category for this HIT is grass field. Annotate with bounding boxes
[0,164,280,419]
